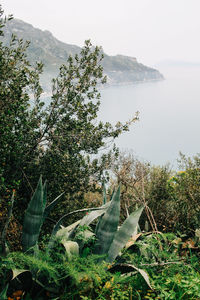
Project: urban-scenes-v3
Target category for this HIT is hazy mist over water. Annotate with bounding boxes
[99,66,200,168]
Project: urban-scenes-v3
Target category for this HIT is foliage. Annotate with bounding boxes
[53,185,144,263]
[0,191,15,255]
[1,175,200,299]
[167,153,200,233]
[0,10,43,196]
[123,232,200,299]
[109,151,172,231]
[1,231,200,299]
[0,175,148,298]
[0,7,136,230]
[22,176,64,253]
[109,151,200,233]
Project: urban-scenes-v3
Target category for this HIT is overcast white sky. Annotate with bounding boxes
[1,0,200,66]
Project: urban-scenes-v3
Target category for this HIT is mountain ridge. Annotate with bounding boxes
[3,19,164,91]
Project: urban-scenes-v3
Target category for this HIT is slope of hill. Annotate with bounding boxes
[3,19,164,91]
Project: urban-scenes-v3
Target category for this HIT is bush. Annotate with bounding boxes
[109,151,200,233]
[167,153,200,233]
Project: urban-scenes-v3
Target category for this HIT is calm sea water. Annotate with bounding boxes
[99,66,200,168]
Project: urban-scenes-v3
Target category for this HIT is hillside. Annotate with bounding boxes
[3,19,164,91]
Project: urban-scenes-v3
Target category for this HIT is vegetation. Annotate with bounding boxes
[1,5,200,299]
[0,6,135,226]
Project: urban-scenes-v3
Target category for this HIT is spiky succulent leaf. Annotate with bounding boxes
[48,220,81,251]
[79,202,110,227]
[51,206,107,238]
[69,202,111,240]
[12,269,30,280]
[42,180,47,211]
[22,176,44,252]
[94,186,121,255]
[61,240,79,259]
[80,229,95,240]
[108,263,152,289]
[0,284,8,299]
[55,220,81,240]
[95,189,115,236]
[107,206,144,262]
[103,182,107,204]
[50,204,110,250]
[43,191,64,219]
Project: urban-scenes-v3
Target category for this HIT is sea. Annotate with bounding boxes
[98,65,200,169]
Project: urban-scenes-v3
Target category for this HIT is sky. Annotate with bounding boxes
[1,0,200,66]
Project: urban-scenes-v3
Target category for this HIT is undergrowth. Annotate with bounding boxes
[1,232,200,299]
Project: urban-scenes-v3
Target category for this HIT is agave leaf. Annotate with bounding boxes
[42,180,47,211]
[48,220,81,251]
[134,267,152,289]
[103,182,107,204]
[75,228,95,251]
[22,176,44,252]
[125,233,142,249]
[195,228,200,238]
[95,190,115,236]
[79,202,110,227]
[56,220,81,240]
[107,206,144,262]
[68,202,111,240]
[81,229,95,240]
[43,192,64,219]
[61,240,79,259]
[51,206,107,238]
[108,263,152,289]
[12,269,30,280]
[94,186,121,256]
[0,283,8,299]
[11,269,32,293]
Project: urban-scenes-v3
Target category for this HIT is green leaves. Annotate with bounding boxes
[107,206,144,262]
[60,240,79,260]
[0,283,8,299]
[22,176,45,252]
[94,186,121,256]
[52,185,143,264]
[43,191,64,220]
[1,13,133,231]
[92,185,144,262]
[22,176,61,252]
[108,263,152,289]
[0,190,15,256]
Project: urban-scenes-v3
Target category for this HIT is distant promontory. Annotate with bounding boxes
[3,19,164,91]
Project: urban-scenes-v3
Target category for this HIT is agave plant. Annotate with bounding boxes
[22,176,110,254]
[53,185,144,263]
[1,179,152,297]
[49,185,152,289]
[22,176,64,252]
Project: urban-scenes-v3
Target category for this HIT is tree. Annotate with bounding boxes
[0,7,44,198]
[0,6,137,220]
